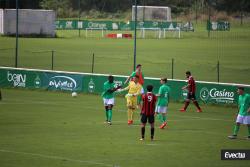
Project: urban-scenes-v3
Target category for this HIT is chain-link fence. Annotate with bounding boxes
[1,1,250,85]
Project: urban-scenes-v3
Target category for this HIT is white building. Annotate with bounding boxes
[0,9,56,37]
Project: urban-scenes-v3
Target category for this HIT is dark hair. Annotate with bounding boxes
[136,64,142,68]
[238,86,245,91]
[186,71,191,75]
[161,78,167,83]
[147,85,153,92]
[108,75,114,82]
[135,75,139,78]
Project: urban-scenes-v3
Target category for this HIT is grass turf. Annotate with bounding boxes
[0,88,249,167]
[0,22,250,84]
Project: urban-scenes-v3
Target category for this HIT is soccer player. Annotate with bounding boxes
[140,85,157,141]
[124,64,145,109]
[119,75,142,125]
[101,75,120,125]
[124,64,144,86]
[228,87,250,140]
[155,78,171,129]
[180,71,202,113]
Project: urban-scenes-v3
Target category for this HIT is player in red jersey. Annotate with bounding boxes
[180,71,202,113]
[140,85,157,141]
[124,64,144,86]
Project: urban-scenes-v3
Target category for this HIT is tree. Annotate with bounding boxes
[40,0,71,17]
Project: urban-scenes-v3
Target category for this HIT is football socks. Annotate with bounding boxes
[151,128,155,139]
[233,124,240,136]
[162,115,167,122]
[141,127,145,139]
[128,109,133,121]
[157,114,164,124]
[108,109,112,122]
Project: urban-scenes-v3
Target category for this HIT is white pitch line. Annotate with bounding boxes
[173,115,231,122]
[145,144,160,146]
[0,149,113,167]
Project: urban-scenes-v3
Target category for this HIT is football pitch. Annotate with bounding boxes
[0,22,250,84]
[0,88,249,167]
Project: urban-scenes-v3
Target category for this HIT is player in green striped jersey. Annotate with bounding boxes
[155,78,171,129]
[101,75,120,125]
[228,87,250,140]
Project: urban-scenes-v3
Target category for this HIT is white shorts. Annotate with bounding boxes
[236,115,250,124]
[141,87,144,94]
[155,106,168,113]
[103,98,115,106]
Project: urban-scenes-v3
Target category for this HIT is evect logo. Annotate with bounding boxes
[7,71,26,87]
[221,150,250,160]
[49,76,77,91]
[200,87,235,103]
[225,152,245,159]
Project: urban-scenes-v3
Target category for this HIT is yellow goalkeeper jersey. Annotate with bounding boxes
[124,81,142,96]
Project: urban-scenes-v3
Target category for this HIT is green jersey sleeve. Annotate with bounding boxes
[131,71,136,77]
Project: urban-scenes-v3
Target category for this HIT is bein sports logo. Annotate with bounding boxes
[49,76,77,91]
[7,71,26,87]
[200,87,234,103]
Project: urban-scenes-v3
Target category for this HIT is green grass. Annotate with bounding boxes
[0,22,250,84]
[0,88,250,167]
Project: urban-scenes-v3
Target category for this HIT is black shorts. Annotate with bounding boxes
[141,114,154,124]
[187,92,196,100]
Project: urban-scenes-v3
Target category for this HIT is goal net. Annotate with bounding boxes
[132,6,171,21]
[137,28,162,39]
[85,27,107,38]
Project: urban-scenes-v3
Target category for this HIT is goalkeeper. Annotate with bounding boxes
[119,75,142,125]
[101,75,121,125]
[124,64,144,109]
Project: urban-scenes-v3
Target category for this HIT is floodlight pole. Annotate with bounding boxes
[133,0,137,71]
[142,0,145,21]
[78,0,81,37]
[208,0,211,38]
[195,0,198,24]
[15,0,19,68]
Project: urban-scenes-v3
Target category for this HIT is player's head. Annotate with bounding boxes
[147,85,153,92]
[185,71,191,78]
[108,75,114,83]
[136,64,142,72]
[237,86,245,95]
[134,75,139,83]
[160,78,167,84]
